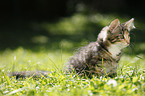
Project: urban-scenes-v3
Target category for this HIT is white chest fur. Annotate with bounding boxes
[107,42,127,58]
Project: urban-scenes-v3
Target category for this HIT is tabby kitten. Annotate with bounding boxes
[9,18,135,79]
[66,18,135,77]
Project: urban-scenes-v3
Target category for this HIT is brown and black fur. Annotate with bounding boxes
[66,42,120,78]
[9,18,135,79]
[9,71,51,79]
[66,18,135,78]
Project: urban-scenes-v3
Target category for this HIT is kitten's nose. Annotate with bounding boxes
[126,40,130,45]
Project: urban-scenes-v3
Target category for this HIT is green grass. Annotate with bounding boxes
[0,48,144,96]
[0,13,145,96]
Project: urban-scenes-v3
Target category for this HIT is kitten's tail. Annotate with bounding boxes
[8,71,52,79]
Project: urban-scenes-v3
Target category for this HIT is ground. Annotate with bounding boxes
[0,13,145,96]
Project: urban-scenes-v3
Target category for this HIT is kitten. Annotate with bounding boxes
[9,18,135,79]
[66,18,135,77]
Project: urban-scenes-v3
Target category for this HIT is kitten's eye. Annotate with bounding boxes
[118,34,124,39]
[120,35,124,39]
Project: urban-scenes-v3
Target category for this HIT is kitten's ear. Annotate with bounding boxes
[112,24,121,35]
[109,19,120,31]
[124,18,135,31]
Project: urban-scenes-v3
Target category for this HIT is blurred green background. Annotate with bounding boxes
[0,0,145,63]
[0,1,144,95]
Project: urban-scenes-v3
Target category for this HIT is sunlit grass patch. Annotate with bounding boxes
[35,13,131,36]
[41,14,91,35]
[0,47,71,73]
[0,46,145,96]
[0,12,145,95]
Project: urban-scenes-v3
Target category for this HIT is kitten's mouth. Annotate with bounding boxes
[124,40,130,45]
[125,39,130,46]
[123,41,130,47]
[126,41,130,45]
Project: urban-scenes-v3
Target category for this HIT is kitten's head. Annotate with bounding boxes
[108,18,135,46]
[98,18,135,47]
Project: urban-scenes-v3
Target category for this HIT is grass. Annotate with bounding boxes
[0,13,145,96]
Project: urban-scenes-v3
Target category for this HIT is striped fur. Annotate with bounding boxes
[66,18,135,78]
